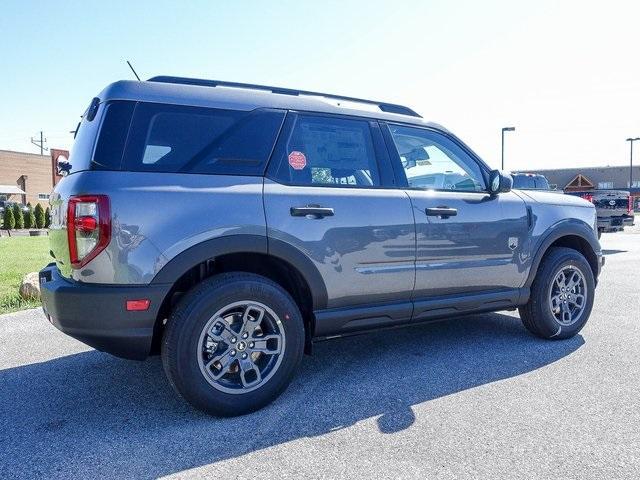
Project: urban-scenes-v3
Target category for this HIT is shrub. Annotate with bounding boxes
[24,204,35,229]
[13,204,24,229]
[2,207,15,230]
[44,207,51,228]
[34,203,45,229]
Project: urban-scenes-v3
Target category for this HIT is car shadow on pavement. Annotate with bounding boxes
[602,249,627,255]
[0,312,584,479]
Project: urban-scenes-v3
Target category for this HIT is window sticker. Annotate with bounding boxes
[288,151,307,170]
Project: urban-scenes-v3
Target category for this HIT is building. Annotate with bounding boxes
[528,165,640,209]
[0,149,65,206]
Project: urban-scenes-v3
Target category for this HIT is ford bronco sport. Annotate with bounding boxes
[40,77,603,416]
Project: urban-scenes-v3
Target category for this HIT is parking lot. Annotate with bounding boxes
[1,226,638,479]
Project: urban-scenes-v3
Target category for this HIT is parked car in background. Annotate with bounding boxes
[511,172,552,190]
[0,200,29,215]
[567,190,634,237]
[40,77,603,416]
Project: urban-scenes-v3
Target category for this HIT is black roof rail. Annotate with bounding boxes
[147,76,422,118]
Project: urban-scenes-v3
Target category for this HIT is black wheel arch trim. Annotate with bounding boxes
[525,220,601,288]
[150,234,328,310]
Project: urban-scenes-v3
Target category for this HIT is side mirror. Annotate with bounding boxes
[489,170,513,195]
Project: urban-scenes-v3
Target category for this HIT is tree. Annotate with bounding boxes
[34,203,45,229]
[44,207,51,228]
[24,204,35,229]
[13,204,24,229]
[2,207,15,230]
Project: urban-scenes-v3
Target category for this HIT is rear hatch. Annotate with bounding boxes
[48,98,105,278]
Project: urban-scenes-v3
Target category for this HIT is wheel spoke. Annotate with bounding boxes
[566,272,581,290]
[568,293,584,308]
[239,357,262,388]
[205,350,236,380]
[207,318,237,344]
[242,305,265,336]
[251,334,282,355]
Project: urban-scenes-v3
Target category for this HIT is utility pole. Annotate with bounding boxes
[30,131,48,155]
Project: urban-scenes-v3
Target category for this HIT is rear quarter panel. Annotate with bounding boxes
[51,171,265,284]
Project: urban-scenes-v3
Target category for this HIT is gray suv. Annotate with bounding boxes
[40,77,604,416]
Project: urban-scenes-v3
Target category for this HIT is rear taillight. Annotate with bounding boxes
[67,195,111,268]
[628,195,633,215]
[583,193,593,203]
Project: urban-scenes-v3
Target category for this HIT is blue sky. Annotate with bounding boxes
[1,0,639,170]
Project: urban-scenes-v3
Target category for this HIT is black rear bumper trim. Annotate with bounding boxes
[39,263,171,360]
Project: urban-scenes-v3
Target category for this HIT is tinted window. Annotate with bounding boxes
[388,125,485,192]
[66,100,104,174]
[93,101,135,170]
[512,175,536,189]
[121,103,284,175]
[272,114,380,187]
[535,176,550,190]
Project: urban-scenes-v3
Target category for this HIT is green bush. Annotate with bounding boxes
[44,207,51,228]
[24,204,35,229]
[2,207,15,230]
[13,204,24,229]
[34,203,45,229]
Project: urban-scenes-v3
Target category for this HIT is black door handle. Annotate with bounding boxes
[425,207,458,218]
[290,206,335,218]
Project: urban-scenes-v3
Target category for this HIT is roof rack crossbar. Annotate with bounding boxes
[147,76,422,118]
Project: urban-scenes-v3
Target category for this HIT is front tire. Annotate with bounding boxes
[162,273,304,416]
[519,247,595,340]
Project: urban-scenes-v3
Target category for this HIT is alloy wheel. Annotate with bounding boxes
[197,301,285,394]
[548,265,588,326]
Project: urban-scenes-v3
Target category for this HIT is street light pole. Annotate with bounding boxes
[627,137,640,190]
[501,127,515,170]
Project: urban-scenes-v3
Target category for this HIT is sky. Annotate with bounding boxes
[1,0,639,171]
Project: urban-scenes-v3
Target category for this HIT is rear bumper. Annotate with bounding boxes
[597,215,633,231]
[39,263,171,360]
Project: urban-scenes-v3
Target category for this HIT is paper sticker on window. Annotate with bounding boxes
[288,151,307,170]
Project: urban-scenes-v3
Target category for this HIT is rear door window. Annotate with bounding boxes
[269,114,381,187]
[120,103,285,175]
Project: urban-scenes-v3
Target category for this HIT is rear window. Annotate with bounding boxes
[66,98,103,174]
[513,175,536,189]
[120,103,285,175]
[535,176,550,190]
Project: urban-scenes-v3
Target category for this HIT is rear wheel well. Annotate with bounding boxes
[151,252,315,354]
[545,235,598,280]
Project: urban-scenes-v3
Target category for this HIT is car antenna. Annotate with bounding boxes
[126,60,141,81]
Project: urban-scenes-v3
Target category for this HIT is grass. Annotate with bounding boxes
[0,236,51,314]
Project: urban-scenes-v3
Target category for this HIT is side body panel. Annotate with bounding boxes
[263,178,416,310]
[407,190,530,300]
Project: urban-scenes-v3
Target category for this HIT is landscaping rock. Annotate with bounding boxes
[19,272,41,300]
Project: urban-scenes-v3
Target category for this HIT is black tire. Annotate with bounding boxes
[162,272,304,416]
[519,247,595,340]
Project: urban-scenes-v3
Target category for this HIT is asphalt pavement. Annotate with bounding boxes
[1,227,639,479]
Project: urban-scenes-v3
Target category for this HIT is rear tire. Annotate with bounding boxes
[519,247,595,340]
[162,272,304,416]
